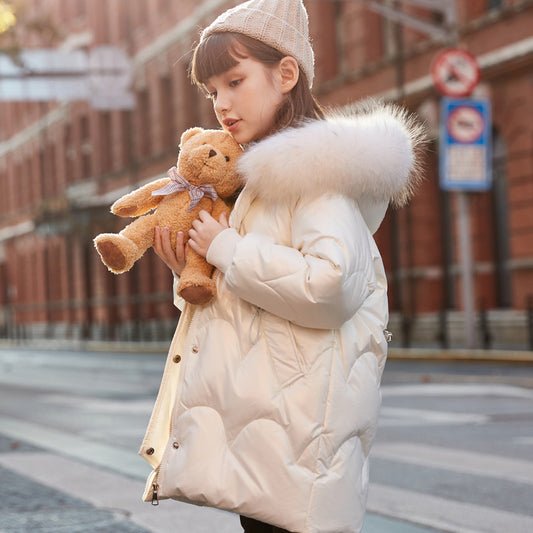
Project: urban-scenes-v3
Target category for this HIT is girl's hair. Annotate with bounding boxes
[190,32,324,135]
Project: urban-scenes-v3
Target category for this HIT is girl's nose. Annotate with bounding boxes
[214,93,230,114]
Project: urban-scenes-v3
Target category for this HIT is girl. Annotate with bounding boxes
[143,1,424,532]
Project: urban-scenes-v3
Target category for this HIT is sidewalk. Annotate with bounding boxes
[1,338,533,364]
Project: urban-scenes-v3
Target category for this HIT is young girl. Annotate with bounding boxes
[142,1,423,532]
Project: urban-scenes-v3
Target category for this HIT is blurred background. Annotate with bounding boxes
[1,3,533,533]
[0,0,532,351]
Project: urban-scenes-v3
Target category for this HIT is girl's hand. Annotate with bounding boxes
[153,226,187,276]
[188,210,229,258]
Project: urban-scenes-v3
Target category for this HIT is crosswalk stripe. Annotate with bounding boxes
[367,483,533,533]
[371,442,533,486]
[379,406,489,426]
[0,452,238,533]
[0,415,150,480]
[382,383,533,399]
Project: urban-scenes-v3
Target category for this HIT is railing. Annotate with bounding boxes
[0,291,179,344]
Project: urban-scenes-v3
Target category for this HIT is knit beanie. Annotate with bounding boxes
[201,0,315,87]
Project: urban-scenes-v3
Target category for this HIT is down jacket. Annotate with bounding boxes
[140,102,424,533]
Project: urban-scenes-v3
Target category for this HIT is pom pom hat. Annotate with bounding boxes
[201,0,315,87]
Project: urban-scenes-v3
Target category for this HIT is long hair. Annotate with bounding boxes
[190,32,324,136]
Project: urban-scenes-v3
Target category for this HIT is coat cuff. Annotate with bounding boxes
[206,228,241,274]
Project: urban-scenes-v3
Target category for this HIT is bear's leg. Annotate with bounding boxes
[178,247,216,305]
[94,215,156,273]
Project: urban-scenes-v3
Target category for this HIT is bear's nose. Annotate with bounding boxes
[208,149,217,158]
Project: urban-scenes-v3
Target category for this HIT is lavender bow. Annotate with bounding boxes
[152,166,218,212]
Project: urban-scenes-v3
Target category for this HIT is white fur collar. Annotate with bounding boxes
[237,101,426,233]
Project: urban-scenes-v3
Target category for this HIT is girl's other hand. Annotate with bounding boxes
[188,211,229,258]
[154,226,186,276]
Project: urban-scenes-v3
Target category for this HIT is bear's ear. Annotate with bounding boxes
[180,127,204,147]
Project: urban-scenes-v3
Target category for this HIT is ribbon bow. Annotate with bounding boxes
[152,166,218,212]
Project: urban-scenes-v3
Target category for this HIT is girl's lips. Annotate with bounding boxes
[225,119,241,133]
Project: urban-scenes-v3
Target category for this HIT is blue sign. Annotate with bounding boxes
[439,98,492,191]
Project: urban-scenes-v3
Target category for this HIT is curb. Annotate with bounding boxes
[388,347,533,363]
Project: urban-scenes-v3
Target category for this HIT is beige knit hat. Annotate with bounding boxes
[201,0,315,87]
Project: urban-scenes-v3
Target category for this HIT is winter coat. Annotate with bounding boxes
[139,103,423,533]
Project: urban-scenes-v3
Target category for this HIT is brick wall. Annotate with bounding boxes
[1,0,532,345]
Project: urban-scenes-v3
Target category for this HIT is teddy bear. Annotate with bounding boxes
[94,127,243,305]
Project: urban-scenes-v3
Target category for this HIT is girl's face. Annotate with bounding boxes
[205,56,287,145]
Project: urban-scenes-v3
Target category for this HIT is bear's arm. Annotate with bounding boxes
[111,178,170,217]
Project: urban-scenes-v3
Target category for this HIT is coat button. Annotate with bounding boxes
[191,345,199,354]
[172,442,180,449]
[173,354,181,363]
[146,447,155,455]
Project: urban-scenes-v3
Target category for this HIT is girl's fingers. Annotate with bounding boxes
[219,211,229,228]
[175,232,185,261]
[160,227,173,257]
[154,226,163,255]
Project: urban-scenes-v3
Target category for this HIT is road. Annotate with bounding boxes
[0,347,532,533]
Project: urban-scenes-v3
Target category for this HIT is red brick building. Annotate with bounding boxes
[0,0,532,348]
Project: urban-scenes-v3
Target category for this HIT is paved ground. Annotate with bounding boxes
[0,347,532,532]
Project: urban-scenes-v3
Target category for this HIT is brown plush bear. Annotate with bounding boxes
[94,127,243,305]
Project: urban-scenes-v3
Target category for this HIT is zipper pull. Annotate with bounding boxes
[151,482,159,506]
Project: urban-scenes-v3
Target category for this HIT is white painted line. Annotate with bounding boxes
[382,383,533,399]
[379,407,489,426]
[0,415,149,480]
[371,442,533,486]
[0,452,238,533]
[514,436,533,446]
[367,483,533,533]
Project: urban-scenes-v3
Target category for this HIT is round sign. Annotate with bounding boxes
[431,48,480,97]
[446,105,485,143]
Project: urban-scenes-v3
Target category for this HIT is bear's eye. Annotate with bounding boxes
[225,156,230,162]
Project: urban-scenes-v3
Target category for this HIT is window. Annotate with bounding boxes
[160,76,176,150]
[80,115,92,180]
[137,89,152,158]
[99,112,112,174]
[487,0,503,10]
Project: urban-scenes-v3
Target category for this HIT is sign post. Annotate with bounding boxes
[432,46,488,348]
[439,96,492,348]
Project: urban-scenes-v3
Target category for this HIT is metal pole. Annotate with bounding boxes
[457,192,476,348]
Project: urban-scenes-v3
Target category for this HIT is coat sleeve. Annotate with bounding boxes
[206,194,376,329]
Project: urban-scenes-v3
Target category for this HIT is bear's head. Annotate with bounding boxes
[177,127,243,198]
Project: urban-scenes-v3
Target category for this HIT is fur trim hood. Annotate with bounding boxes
[238,101,426,233]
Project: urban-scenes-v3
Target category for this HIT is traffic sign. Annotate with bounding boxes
[431,48,480,97]
[440,98,492,191]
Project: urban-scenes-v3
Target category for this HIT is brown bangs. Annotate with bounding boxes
[191,33,249,87]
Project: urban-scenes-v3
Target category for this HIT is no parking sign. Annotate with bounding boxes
[439,98,492,191]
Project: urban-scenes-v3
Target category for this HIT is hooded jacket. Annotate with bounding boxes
[139,102,424,533]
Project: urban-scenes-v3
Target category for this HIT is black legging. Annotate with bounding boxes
[240,515,293,533]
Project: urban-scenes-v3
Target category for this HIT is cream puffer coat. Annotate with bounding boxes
[140,103,423,533]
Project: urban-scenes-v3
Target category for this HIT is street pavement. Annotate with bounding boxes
[0,346,532,532]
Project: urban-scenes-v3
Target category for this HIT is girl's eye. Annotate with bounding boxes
[229,79,242,88]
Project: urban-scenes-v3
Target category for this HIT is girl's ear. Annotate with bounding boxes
[279,56,299,94]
